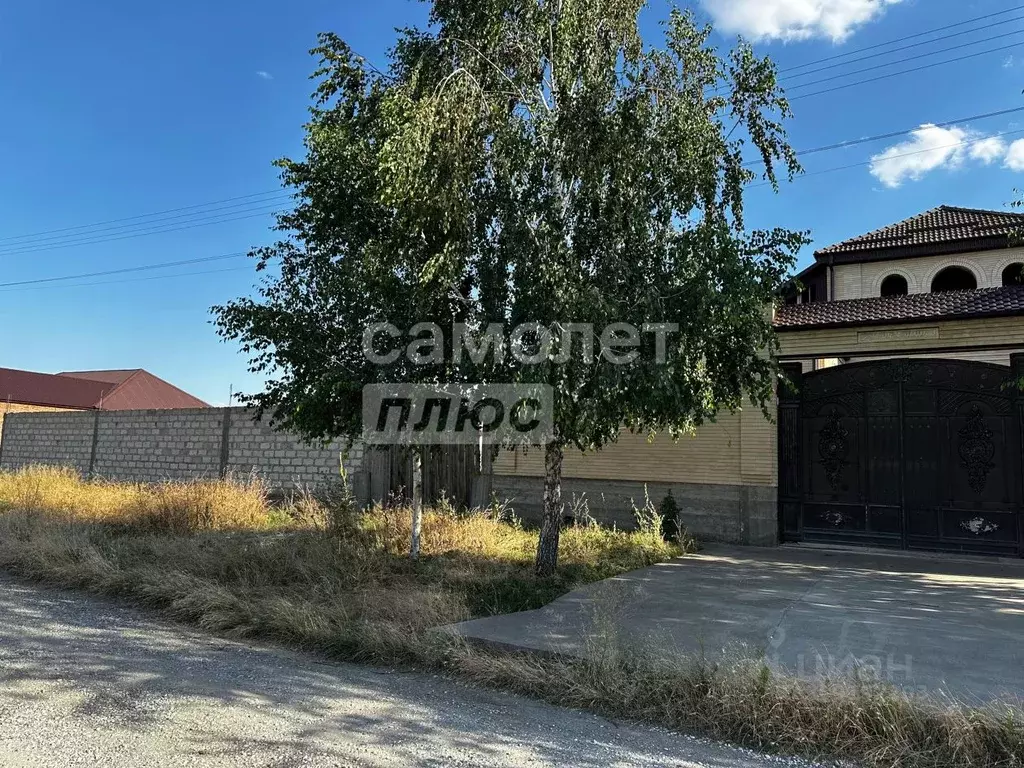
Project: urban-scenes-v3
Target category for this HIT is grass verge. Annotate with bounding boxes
[0,466,1021,767]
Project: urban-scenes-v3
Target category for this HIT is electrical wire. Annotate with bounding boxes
[0,189,285,244]
[752,128,1024,189]
[0,266,255,293]
[783,14,1024,80]
[0,195,291,249]
[0,207,283,257]
[789,40,1024,101]
[785,28,1024,92]
[745,105,1024,167]
[0,253,250,288]
[779,5,1024,74]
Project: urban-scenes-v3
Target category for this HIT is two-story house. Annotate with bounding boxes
[778,205,1024,368]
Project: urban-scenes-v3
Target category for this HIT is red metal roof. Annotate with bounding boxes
[0,367,208,410]
[56,369,137,385]
[82,370,208,410]
[0,368,113,409]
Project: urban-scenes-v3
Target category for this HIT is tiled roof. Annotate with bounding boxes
[774,286,1024,331]
[0,367,208,410]
[814,206,1024,261]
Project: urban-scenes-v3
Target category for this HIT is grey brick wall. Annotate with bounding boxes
[0,410,96,476]
[0,407,364,494]
[92,408,224,482]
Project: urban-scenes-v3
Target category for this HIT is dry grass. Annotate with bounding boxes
[0,465,1020,767]
[0,465,272,532]
[0,466,682,654]
[454,648,1024,768]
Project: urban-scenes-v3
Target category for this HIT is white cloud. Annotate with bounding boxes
[1004,140,1024,171]
[869,124,968,188]
[1004,55,1016,69]
[969,137,1007,164]
[256,70,273,80]
[700,0,901,42]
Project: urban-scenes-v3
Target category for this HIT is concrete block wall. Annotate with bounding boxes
[0,407,364,494]
[92,408,224,482]
[0,410,96,476]
[225,408,363,488]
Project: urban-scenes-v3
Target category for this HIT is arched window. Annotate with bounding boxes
[1002,263,1024,286]
[880,274,908,297]
[931,266,977,293]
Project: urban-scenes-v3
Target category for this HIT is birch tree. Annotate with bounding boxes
[214,0,807,576]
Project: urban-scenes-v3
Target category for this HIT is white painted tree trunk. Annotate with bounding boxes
[411,449,423,560]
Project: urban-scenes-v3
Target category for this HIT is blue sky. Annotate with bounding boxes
[0,0,1022,403]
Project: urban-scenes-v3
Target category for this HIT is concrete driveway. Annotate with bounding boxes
[451,544,1024,703]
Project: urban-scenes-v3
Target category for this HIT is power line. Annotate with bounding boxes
[782,14,1024,80]
[0,253,249,288]
[785,28,1024,92]
[745,105,1024,167]
[0,195,291,250]
[0,265,255,293]
[789,40,1024,101]
[0,206,283,257]
[783,14,1024,81]
[753,128,1024,188]
[0,189,285,244]
[779,5,1024,74]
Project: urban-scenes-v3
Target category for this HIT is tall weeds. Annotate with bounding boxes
[0,466,1019,766]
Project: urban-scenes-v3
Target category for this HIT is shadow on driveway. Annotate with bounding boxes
[451,544,1024,704]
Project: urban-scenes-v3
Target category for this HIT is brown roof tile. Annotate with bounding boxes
[774,286,1024,331]
[814,206,1024,262]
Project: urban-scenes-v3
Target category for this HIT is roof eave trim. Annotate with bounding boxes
[773,307,1024,333]
[813,235,1014,264]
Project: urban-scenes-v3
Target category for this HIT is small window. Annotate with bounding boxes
[1002,263,1024,286]
[880,274,908,297]
[931,266,977,293]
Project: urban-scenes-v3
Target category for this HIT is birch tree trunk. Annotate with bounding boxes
[534,441,564,577]
[411,448,423,560]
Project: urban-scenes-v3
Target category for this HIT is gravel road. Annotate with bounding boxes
[0,577,830,767]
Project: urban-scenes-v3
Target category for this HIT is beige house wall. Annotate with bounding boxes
[777,315,1024,362]
[493,406,776,487]
[832,246,1024,300]
[490,405,779,545]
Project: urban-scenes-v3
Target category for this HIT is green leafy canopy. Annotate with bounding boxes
[213,0,809,451]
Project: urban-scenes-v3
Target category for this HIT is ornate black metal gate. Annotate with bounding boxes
[778,357,1024,557]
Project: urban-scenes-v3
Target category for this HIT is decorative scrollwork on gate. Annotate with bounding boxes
[821,509,851,527]
[961,517,999,536]
[818,409,850,492]
[958,406,996,494]
[887,359,913,384]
